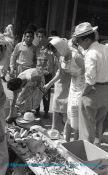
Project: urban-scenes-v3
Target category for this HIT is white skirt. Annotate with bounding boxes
[67,75,84,130]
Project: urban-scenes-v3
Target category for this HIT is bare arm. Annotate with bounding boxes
[43,69,60,91]
[75,53,85,72]
[6,91,18,123]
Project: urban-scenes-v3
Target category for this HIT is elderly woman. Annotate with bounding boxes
[44,37,85,141]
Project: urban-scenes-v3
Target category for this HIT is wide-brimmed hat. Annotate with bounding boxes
[73,22,98,37]
[49,37,69,56]
[16,112,41,129]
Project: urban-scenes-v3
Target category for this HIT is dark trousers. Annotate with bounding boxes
[36,73,52,113]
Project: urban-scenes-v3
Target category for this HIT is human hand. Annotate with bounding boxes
[82,84,96,96]
[43,83,51,92]
[43,70,49,75]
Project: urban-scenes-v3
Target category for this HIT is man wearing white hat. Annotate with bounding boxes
[74,22,108,144]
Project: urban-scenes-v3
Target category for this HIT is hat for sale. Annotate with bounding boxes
[16,112,41,129]
[73,22,98,37]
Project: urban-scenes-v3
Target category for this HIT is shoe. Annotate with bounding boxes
[43,112,49,119]
[35,111,41,118]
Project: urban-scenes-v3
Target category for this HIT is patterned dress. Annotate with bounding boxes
[52,56,71,113]
[67,50,85,130]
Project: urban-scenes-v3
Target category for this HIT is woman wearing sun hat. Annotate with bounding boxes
[44,37,85,140]
[44,37,71,133]
[74,22,108,144]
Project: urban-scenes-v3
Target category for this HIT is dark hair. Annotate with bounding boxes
[46,43,57,53]
[36,28,47,37]
[7,78,22,91]
[24,29,34,37]
[26,23,37,32]
[80,32,95,41]
[50,30,58,36]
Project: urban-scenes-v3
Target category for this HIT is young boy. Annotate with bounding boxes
[10,29,37,76]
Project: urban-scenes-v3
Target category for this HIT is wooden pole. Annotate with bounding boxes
[71,0,78,33]
[14,0,19,35]
[61,0,69,37]
[46,0,51,33]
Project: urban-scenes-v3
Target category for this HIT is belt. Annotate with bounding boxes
[96,82,108,85]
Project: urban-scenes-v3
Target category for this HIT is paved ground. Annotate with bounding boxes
[2,80,108,154]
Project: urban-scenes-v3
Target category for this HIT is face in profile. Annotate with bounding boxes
[24,33,34,46]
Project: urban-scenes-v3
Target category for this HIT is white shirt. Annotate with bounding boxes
[84,41,108,85]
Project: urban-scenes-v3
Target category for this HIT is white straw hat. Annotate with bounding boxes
[73,22,98,37]
[16,112,40,124]
[18,112,35,123]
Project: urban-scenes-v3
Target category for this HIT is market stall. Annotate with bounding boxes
[6,124,100,175]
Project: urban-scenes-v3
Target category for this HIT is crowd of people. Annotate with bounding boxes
[0,22,108,174]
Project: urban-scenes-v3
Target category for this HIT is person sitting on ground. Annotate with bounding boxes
[6,67,45,124]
